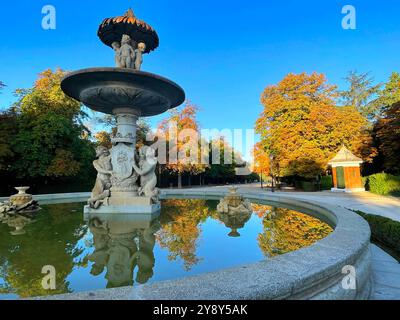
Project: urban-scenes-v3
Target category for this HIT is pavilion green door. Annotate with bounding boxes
[336,166,345,189]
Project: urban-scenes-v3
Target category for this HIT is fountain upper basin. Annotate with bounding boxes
[61,68,185,116]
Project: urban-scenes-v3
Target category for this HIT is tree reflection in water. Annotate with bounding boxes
[157,199,215,270]
[0,199,333,298]
[0,203,86,298]
[252,204,333,257]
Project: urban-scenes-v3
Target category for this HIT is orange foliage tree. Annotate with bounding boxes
[255,72,376,179]
[252,142,270,185]
[157,102,207,188]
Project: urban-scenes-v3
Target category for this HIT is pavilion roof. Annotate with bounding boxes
[329,145,363,164]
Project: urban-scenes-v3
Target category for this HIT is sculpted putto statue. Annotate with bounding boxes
[134,42,146,70]
[88,146,113,209]
[132,146,159,203]
[119,34,136,69]
[111,42,122,68]
[112,36,145,70]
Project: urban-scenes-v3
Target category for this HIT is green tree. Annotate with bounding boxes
[370,73,400,174]
[7,69,95,183]
[340,71,381,120]
[372,72,400,114]
[0,81,5,92]
[0,110,17,171]
[204,137,236,184]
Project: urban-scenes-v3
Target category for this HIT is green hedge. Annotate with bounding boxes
[300,181,315,191]
[321,176,333,190]
[296,176,332,191]
[363,173,400,196]
[355,210,400,259]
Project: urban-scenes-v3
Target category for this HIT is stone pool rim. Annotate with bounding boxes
[16,188,371,300]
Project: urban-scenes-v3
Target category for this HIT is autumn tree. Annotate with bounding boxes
[157,102,207,188]
[94,130,113,149]
[255,72,375,179]
[4,69,95,184]
[340,71,381,120]
[252,142,270,186]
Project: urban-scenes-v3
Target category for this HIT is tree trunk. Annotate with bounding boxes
[188,175,192,187]
[178,173,182,189]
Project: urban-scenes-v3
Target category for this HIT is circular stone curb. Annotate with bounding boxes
[31,189,372,300]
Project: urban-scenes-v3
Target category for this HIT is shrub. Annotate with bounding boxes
[296,176,332,191]
[301,181,316,191]
[364,173,400,196]
[355,210,400,257]
[321,176,333,190]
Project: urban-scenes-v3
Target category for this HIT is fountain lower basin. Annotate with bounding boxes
[3,189,372,300]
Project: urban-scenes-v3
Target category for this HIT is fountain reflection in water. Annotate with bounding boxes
[85,213,160,288]
[0,187,41,236]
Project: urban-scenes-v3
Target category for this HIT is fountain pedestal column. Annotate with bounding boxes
[84,107,161,214]
[109,108,139,196]
[112,108,138,145]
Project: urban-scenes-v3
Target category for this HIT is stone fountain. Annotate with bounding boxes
[216,187,253,237]
[61,8,185,215]
[0,187,41,235]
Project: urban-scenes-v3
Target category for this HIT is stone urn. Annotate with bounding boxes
[224,187,243,207]
[10,187,33,207]
[8,215,31,235]
[218,210,252,237]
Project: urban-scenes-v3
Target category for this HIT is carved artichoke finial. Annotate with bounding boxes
[125,8,135,18]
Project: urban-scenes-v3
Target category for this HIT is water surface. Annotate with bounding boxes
[0,199,332,299]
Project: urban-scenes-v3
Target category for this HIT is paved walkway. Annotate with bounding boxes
[371,244,400,300]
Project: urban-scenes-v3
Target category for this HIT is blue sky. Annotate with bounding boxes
[1,0,400,150]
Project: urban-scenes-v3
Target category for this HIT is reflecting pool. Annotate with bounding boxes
[0,199,333,299]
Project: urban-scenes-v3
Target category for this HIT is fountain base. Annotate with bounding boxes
[84,200,161,215]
